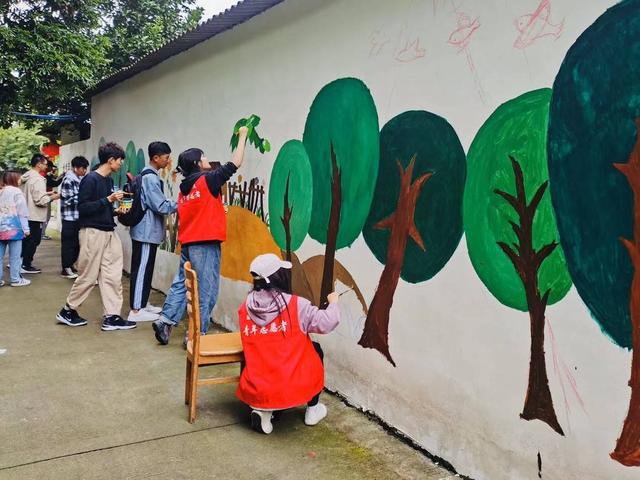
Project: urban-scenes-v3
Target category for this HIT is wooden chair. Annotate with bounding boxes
[184,261,244,423]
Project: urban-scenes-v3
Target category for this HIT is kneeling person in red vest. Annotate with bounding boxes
[236,253,340,435]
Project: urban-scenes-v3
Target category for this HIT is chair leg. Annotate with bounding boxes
[185,358,192,405]
[188,364,199,423]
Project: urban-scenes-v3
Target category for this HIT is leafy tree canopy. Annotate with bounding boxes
[0,124,48,169]
[0,0,203,128]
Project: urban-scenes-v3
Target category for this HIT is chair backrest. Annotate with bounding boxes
[184,261,201,357]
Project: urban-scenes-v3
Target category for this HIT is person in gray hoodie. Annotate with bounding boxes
[236,253,340,435]
[20,154,60,273]
[128,141,177,323]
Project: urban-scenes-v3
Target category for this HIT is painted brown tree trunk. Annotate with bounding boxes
[520,268,564,435]
[495,156,564,435]
[611,118,640,466]
[320,142,342,308]
[359,157,431,366]
[281,173,293,262]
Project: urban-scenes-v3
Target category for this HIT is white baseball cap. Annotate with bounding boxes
[249,253,292,283]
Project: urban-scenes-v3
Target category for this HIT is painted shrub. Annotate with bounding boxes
[268,140,313,261]
[547,0,640,464]
[303,77,379,306]
[465,89,571,435]
[360,110,466,365]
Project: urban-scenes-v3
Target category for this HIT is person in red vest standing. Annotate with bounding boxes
[152,126,249,345]
[237,253,340,434]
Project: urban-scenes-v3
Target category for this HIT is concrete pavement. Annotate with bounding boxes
[0,238,458,480]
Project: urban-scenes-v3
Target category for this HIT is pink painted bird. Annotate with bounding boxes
[447,13,480,52]
[514,0,564,49]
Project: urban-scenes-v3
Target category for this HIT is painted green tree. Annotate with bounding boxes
[302,78,379,306]
[135,148,146,175]
[464,89,572,436]
[361,110,466,366]
[548,0,640,463]
[269,140,313,261]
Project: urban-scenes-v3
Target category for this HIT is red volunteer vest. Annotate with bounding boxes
[177,175,226,244]
[236,296,324,410]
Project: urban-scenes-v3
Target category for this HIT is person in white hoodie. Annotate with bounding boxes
[236,253,340,435]
[0,171,31,287]
[20,154,59,273]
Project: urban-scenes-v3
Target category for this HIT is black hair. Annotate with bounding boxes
[30,154,47,167]
[251,267,292,294]
[148,141,171,159]
[251,267,293,325]
[71,156,89,169]
[98,142,125,164]
[177,148,204,177]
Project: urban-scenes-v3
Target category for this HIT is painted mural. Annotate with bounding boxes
[360,110,466,365]
[547,0,640,465]
[75,1,640,475]
[465,89,572,435]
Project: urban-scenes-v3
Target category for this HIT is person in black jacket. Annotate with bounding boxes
[56,142,137,332]
[42,160,64,240]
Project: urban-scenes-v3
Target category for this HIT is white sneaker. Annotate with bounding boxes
[11,278,31,287]
[61,268,78,279]
[144,303,162,314]
[250,409,274,434]
[304,403,327,426]
[127,309,159,322]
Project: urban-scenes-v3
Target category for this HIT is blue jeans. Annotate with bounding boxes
[159,242,221,334]
[0,240,22,283]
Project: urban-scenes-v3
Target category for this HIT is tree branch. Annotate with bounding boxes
[495,189,523,216]
[527,180,548,216]
[508,155,526,204]
[534,241,558,271]
[497,241,523,273]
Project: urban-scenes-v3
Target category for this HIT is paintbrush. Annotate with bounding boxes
[320,287,354,308]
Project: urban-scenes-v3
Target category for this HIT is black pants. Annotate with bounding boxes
[22,221,42,267]
[61,220,80,269]
[130,240,158,310]
[308,342,324,406]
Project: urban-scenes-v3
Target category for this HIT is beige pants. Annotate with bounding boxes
[66,228,123,316]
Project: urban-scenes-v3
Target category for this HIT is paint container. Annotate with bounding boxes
[120,198,133,213]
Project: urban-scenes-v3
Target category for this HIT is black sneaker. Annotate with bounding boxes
[56,307,88,327]
[101,315,137,331]
[21,265,41,274]
[152,320,172,345]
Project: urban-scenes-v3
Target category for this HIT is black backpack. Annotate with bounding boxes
[118,169,157,227]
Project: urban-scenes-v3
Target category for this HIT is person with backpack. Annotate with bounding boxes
[126,141,177,323]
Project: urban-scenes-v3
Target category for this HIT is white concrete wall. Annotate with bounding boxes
[60,1,633,479]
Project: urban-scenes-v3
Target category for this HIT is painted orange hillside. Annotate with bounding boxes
[221,205,282,282]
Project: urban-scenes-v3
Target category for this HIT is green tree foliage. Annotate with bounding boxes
[0,0,203,127]
[103,0,203,70]
[268,140,313,260]
[0,125,47,169]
